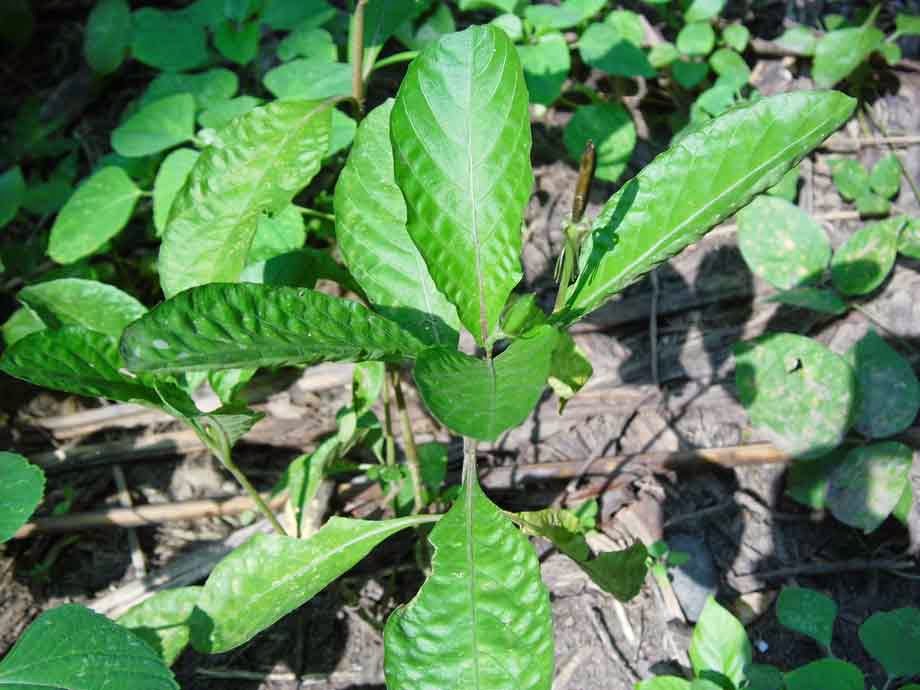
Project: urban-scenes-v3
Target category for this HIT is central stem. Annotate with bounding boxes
[462,436,478,487]
[351,0,368,118]
[391,369,424,513]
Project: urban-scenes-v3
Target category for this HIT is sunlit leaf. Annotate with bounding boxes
[827,442,912,533]
[153,148,199,236]
[0,452,44,543]
[18,278,145,338]
[117,588,202,666]
[689,597,751,687]
[830,216,902,296]
[112,94,196,158]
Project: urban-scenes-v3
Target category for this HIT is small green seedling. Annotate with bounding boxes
[829,154,903,216]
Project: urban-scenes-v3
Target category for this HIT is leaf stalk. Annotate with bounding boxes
[390,369,424,514]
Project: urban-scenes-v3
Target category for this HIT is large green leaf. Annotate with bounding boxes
[48,166,140,264]
[84,0,131,75]
[120,283,425,374]
[384,473,554,690]
[335,100,460,348]
[117,587,202,666]
[0,604,178,690]
[158,100,331,297]
[112,94,196,158]
[689,597,752,687]
[0,452,44,543]
[390,25,532,346]
[859,608,920,679]
[262,59,351,101]
[414,325,558,441]
[191,515,437,653]
[557,91,855,323]
[17,278,146,338]
[579,22,656,78]
[813,23,884,88]
[247,205,305,264]
[1,327,160,405]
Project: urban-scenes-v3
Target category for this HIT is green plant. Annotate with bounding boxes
[638,588,920,690]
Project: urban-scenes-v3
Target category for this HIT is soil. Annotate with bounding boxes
[2,2,920,690]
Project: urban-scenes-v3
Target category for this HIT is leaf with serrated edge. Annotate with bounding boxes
[336,99,460,348]
[384,472,554,690]
[0,604,178,690]
[414,325,558,441]
[158,100,331,298]
[558,91,855,324]
[117,587,202,666]
[18,278,146,338]
[391,25,532,347]
[191,515,438,653]
[120,284,425,374]
[0,452,44,543]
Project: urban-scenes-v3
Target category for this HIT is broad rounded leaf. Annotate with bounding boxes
[112,94,196,158]
[120,284,425,374]
[677,22,716,56]
[709,48,750,89]
[869,153,902,199]
[214,19,259,65]
[159,100,331,297]
[830,217,902,296]
[859,607,920,679]
[84,0,131,75]
[263,59,351,100]
[776,26,816,55]
[261,0,337,30]
[117,587,202,666]
[414,325,558,441]
[649,41,679,68]
[672,59,709,88]
[0,166,25,229]
[734,333,856,458]
[277,27,336,62]
[564,103,636,183]
[48,166,140,264]
[855,191,890,216]
[685,0,725,22]
[384,476,553,690]
[1,307,45,347]
[722,24,750,52]
[518,33,570,106]
[785,659,863,690]
[579,22,655,78]
[846,330,920,438]
[153,148,199,236]
[767,165,799,201]
[737,196,831,289]
[605,10,644,46]
[689,597,751,687]
[0,604,178,690]
[335,100,460,348]
[0,452,44,543]
[776,587,837,650]
[18,278,146,338]
[900,216,920,259]
[767,287,848,315]
[141,69,239,111]
[192,515,437,653]
[198,96,262,129]
[131,8,208,71]
[559,90,855,323]
[813,25,884,87]
[829,157,869,201]
[827,442,913,532]
[391,25,531,346]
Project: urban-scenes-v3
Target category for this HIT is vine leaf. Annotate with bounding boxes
[391,25,532,346]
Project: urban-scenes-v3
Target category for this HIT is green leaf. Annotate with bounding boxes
[247,205,305,264]
[579,22,656,78]
[776,587,837,650]
[121,284,424,374]
[0,604,178,689]
[2,307,45,347]
[767,286,848,315]
[859,607,920,679]
[117,587,202,666]
[813,24,884,87]
[722,23,749,52]
[745,664,785,690]
[677,22,716,56]
[689,597,751,687]
[649,42,680,69]
[84,0,131,74]
[856,191,890,217]
[0,166,25,229]
[491,13,523,41]
[829,157,869,201]
[893,481,913,527]
[636,678,691,690]
[214,19,260,65]
[869,153,902,199]
[672,59,709,88]
[500,293,547,337]
[880,42,902,66]
[0,452,44,543]
[785,447,845,510]
[524,0,604,31]
[390,26,532,346]
[830,216,902,296]
[518,33,571,106]
[141,69,239,111]
[159,100,331,297]
[785,659,864,690]
[827,441,913,533]
[239,247,357,290]
[360,0,430,74]
[263,58,351,100]
[198,96,262,130]
[283,436,341,535]
[767,165,799,201]
[899,217,920,259]
[737,196,831,290]
[564,103,636,183]
[261,0,336,30]
[775,26,816,55]
[191,514,436,652]
[734,333,856,459]
[684,0,725,22]
[17,278,146,338]
[709,48,749,89]
[846,330,920,438]
[153,148,199,236]
[327,109,356,157]
[605,10,644,46]
[334,100,460,348]
[112,94,196,158]
[413,325,558,441]
[559,90,855,323]
[131,8,209,71]
[277,27,336,62]
[457,0,517,12]
[548,331,593,411]
[897,14,920,36]
[384,473,554,690]
[48,166,140,264]
[1,327,161,405]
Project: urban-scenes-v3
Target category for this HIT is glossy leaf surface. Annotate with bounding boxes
[689,597,751,687]
[558,91,855,323]
[159,100,330,297]
[827,442,912,532]
[391,25,532,346]
[18,278,145,338]
[247,205,305,264]
[0,452,44,543]
[263,59,351,100]
[117,587,202,666]
[335,100,460,347]
[121,284,424,374]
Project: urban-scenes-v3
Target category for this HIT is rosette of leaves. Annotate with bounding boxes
[829,154,902,216]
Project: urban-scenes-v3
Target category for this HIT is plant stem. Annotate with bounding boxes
[390,369,424,514]
[382,366,396,467]
[350,0,368,119]
[294,205,335,222]
[553,140,596,314]
[372,50,419,71]
[462,437,478,487]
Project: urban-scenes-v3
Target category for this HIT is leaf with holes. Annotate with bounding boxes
[391,25,532,346]
[17,278,146,338]
[827,442,913,532]
[830,216,902,296]
[0,452,44,543]
[158,100,331,297]
[558,90,855,323]
[117,587,202,666]
[335,100,460,348]
[776,587,837,650]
